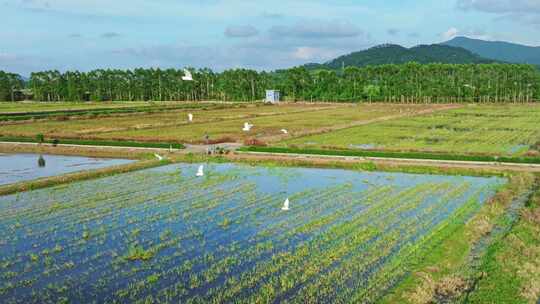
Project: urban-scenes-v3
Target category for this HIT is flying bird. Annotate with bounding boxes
[281,129,288,134]
[154,154,163,161]
[182,69,193,81]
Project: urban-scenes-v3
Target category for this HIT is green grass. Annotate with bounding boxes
[0,136,184,149]
[381,173,536,303]
[466,182,540,303]
[282,104,540,157]
[239,146,540,164]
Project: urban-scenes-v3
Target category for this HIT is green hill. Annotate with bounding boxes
[304,43,495,70]
[443,36,540,66]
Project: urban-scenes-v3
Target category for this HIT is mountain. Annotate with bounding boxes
[443,36,540,66]
[305,43,496,70]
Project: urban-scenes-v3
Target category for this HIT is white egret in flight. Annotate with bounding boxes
[182,69,193,81]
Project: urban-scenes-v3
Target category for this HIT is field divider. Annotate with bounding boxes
[237,147,540,168]
[0,138,184,150]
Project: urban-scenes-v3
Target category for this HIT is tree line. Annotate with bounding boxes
[0,71,25,101]
[1,63,539,103]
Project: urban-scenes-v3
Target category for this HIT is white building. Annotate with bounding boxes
[265,90,280,104]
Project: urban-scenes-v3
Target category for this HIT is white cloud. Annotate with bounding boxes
[441,27,459,40]
[439,27,503,41]
[292,47,340,61]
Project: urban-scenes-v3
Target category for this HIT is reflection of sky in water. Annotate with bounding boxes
[166,163,503,200]
[0,162,505,303]
[508,144,529,154]
[0,153,133,185]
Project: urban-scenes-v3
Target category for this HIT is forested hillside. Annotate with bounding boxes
[444,36,540,66]
[0,63,539,103]
[306,44,495,70]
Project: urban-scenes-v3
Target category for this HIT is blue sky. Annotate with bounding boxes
[1,0,540,75]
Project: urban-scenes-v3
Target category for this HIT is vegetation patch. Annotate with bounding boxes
[283,104,540,157]
[465,177,540,303]
[380,172,536,303]
[240,146,540,164]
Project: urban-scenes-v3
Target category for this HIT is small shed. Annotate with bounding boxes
[265,90,280,104]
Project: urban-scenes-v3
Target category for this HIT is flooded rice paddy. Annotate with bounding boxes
[0,163,505,303]
[0,153,133,185]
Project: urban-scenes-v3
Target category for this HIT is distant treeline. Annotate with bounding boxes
[1,63,539,103]
[0,71,25,101]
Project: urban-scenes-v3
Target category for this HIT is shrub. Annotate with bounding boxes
[244,138,267,147]
[55,115,70,121]
[525,150,540,157]
[125,245,155,261]
[36,133,45,144]
[207,137,235,144]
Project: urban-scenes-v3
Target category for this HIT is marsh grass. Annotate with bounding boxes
[466,176,540,303]
[382,173,536,303]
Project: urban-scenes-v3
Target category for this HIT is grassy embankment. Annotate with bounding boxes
[239,146,540,165]
[0,136,185,149]
[381,173,537,303]
[466,179,540,304]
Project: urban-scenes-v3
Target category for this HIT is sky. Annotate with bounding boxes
[1,0,540,75]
